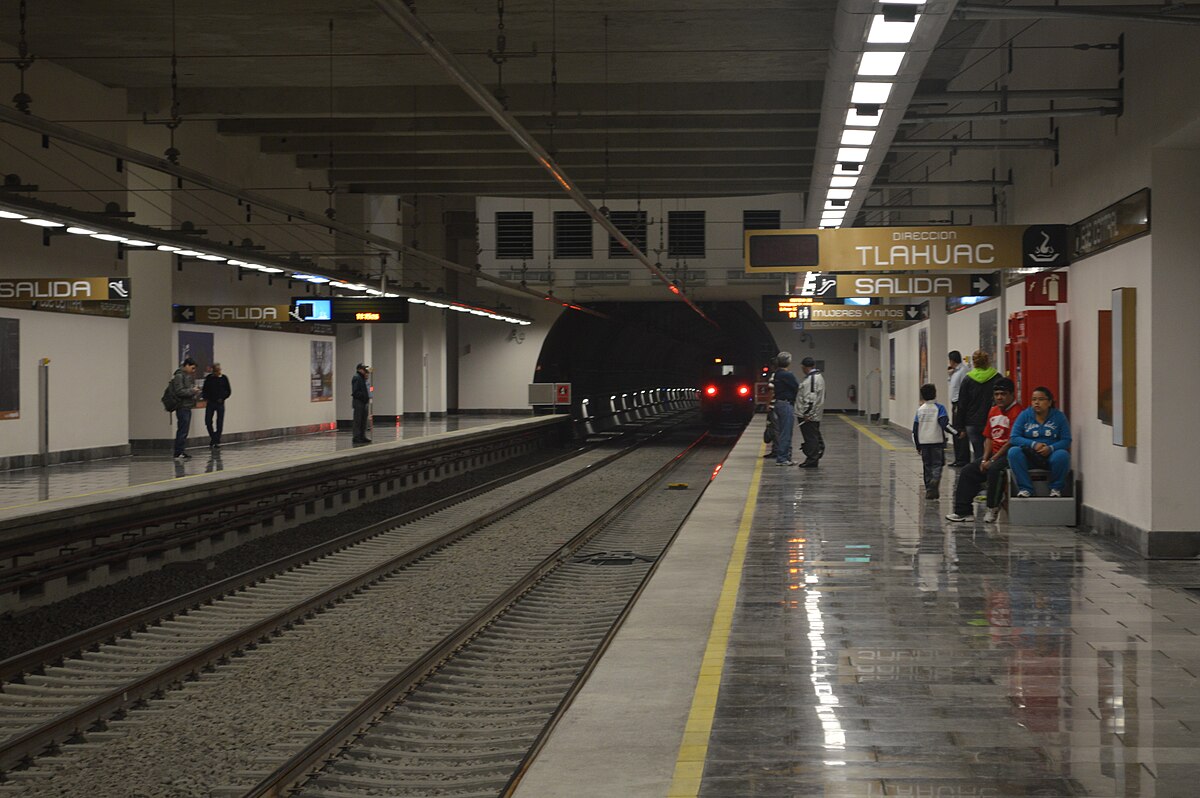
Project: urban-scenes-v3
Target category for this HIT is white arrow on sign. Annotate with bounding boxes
[180,306,195,321]
[906,306,921,319]
[972,275,992,294]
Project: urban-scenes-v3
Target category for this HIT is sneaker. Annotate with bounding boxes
[1049,489,1063,498]
[174,452,191,459]
[776,460,796,466]
[973,493,986,503]
[983,509,998,523]
[1016,490,1032,498]
[945,512,969,522]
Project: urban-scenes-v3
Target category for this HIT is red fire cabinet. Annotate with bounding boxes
[1006,310,1059,408]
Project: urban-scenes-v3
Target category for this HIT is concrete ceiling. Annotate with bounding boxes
[0,0,981,199]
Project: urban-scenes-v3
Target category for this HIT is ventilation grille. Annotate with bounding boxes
[743,209,781,233]
[495,211,533,259]
[607,211,647,259]
[575,270,631,284]
[727,269,780,282]
[499,269,552,283]
[553,211,593,259]
[668,210,706,259]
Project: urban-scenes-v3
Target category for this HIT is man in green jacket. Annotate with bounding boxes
[957,349,999,463]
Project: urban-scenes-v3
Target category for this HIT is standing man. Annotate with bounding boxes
[796,356,826,468]
[351,363,372,444]
[201,362,232,448]
[957,349,1000,462]
[771,352,799,466]
[947,350,971,467]
[170,357,201,459]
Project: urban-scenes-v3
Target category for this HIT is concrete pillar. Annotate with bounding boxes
[335,324,372,425]
[927,298,949,401]
[370,323,404,419]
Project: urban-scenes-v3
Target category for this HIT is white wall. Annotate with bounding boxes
[765,326,858,411]
[0,309,129,457]
[458,303,562,411]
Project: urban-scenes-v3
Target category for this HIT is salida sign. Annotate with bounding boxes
[174,304,292,323]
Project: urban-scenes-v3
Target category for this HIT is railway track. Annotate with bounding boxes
[0,416,725,795]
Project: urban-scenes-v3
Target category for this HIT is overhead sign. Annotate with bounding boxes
[291,297,410,324]
[1070,188,1150,261]
[0,299,130,318]
[0,277,130,301]
[1025,272,1068,306]
[795,321,883,330]
[174,304,292,324]
[836,272,1000,298]
[745,225,1069,272]
[799,304,927,323]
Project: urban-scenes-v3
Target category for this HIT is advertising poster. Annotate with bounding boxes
[888,338,896,399]
[311,340,334,402]
[918,327,929,387]
[0,318,18,419]
[979,309,998,364]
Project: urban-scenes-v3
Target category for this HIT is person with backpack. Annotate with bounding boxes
[169,357,201,458]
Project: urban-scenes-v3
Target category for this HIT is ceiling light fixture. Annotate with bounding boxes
[858,52,905,76]
[19,218,64,228]
[851,82,893,105]
[866,15,920,44]
[840,129,876,146]
[845,109,882,127]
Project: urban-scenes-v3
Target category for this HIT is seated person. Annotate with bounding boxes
[946,378,1021,524]
[1008,386,1072,498]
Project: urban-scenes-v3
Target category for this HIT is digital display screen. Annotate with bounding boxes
[747,233,820,269]
[292,298,332,321]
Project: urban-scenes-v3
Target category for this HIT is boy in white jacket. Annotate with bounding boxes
[912,383,957,499]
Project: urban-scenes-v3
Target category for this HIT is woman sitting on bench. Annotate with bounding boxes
[1008,386,1072,498]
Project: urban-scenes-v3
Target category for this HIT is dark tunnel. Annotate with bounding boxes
[533,301,779,398]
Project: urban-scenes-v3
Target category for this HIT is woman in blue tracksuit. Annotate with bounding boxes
[1008,386,1072,497]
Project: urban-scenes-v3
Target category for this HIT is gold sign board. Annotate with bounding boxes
[745,225,1069,272]
[174,305,292,324]
[797,304,926,323]
[0,277,131,301]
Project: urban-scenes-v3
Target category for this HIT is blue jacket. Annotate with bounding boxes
[1010,407,1072,452]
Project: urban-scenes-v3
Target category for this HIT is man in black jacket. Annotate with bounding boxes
[201,362,232,448]
[351,363,372,443]
[957,349,1000,462]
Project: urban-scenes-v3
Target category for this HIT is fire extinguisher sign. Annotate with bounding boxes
[554,383,571,404]
[1025,272,1068,306]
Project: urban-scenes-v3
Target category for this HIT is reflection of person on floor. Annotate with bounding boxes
[946,378,1021,524]
[206,448,223,474]
[1008,386,1072,498]
[351,363,372,444]
[202,362,232,448]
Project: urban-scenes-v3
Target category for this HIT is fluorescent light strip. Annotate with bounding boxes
[866,15,920,44]
[67,226,99,235]
[0,210,27,220]
[836,147,870,163]
[830,176,859,188]
[851,82,893,105]
[92,233,128,242]
[840,129,876,146]
[858,51,905,76]
[827,188,854,200]
[197,254,227,261]
[846,109,882,127]
[20,218,65,228]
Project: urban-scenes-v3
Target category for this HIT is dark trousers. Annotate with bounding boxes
[952,452,1009,515]
[918,444,944,490]
[205,402,225,446]
[773,400,794,463]
[352,398,370,441]
[965,425,987,462]
[174,407,192,456]
[951,403,970,463]
[800,420,823,462]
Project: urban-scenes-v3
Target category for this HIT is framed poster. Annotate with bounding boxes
[888,337,896,399]
[918,327,929,387]
[1097,310,1112,425]
[310,340,334,402]
[0,318,18,419]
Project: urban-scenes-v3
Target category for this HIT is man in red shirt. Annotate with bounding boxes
[946,378,1021,523]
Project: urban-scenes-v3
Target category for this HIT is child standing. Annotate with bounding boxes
[913,383,957,499]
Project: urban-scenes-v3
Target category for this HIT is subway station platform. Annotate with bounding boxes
[0,414,539,526]
[515,415,1200,798]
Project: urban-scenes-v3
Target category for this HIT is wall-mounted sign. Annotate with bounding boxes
[1070,188,1150,261]
[0,299,130,318]
[745,225,1069,272]
[799,304,927,323]
[291,297,410,324]
[795,320,883,330]
[0,277,131,301]
[1025,272,1068,306]
[174,305,292,323]
[836,272,1000,298]
[762,294,877,321]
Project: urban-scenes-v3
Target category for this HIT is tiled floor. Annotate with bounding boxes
[516,414,1200,798]
[701,419,1200,797]
[0,415,517,511]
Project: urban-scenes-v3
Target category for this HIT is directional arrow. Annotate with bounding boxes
[179,306,195,322]
[972,275,990,294]
[906,306,921,320]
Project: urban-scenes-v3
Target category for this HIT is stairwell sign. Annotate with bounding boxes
[744,225,1069,272]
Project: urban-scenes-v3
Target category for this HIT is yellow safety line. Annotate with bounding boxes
[840,414,900,451]
[667,445,766,798]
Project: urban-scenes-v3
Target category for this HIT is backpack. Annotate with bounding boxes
[161,382,180,412]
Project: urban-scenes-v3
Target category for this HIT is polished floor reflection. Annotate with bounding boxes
[0,415,518,511]
[700,418,1200,798]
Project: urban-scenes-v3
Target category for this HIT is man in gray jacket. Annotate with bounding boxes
[796,356,826,468]
[171,357,201,458]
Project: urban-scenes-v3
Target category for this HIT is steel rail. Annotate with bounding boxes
[242,428,710,797]
[0,430,663,775]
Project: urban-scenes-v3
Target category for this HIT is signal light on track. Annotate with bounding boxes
[737,384,750,396]
[704,385,718,396]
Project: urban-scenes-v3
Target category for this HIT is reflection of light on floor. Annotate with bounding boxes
[800,541,846,752]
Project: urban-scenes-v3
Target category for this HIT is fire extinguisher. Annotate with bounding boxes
[848,384,857,404]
